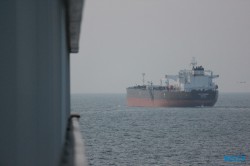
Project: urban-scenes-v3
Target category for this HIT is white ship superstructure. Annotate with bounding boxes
[165,58,219,92]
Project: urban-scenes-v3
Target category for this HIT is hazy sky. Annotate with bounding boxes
[71,0,250,94]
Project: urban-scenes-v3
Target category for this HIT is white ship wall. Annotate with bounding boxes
[181,75,212,91]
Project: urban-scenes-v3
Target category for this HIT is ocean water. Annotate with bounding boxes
[71,93,250,166]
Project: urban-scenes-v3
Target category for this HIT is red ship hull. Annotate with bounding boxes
[126,88,218,107]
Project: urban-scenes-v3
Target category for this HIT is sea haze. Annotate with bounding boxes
[71,93,250,166]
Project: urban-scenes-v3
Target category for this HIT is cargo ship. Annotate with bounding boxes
[126,59,219,107]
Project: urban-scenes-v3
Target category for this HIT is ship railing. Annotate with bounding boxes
[60,113,88,166]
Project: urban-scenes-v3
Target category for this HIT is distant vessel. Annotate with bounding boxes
[126,58,219,107]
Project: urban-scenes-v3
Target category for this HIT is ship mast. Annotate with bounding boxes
[190,57,197,68]
[142,73,145,85]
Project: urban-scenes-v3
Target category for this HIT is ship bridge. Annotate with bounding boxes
[179,68,219,91]
[165,61,219,92]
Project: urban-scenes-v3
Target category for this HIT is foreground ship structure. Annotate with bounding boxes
[127,59,219,107]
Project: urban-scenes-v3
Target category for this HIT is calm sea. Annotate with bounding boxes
[71,93,250,166]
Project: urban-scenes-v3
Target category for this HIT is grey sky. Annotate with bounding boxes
[71,0,250,94]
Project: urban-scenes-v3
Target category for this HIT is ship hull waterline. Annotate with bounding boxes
[126,89,218,107]
[127,98,217,107]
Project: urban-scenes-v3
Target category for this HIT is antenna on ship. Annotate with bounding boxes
[190,57,197,68]
[142,73,145,85]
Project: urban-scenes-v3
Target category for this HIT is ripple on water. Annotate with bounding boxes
[71,93,250,166]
